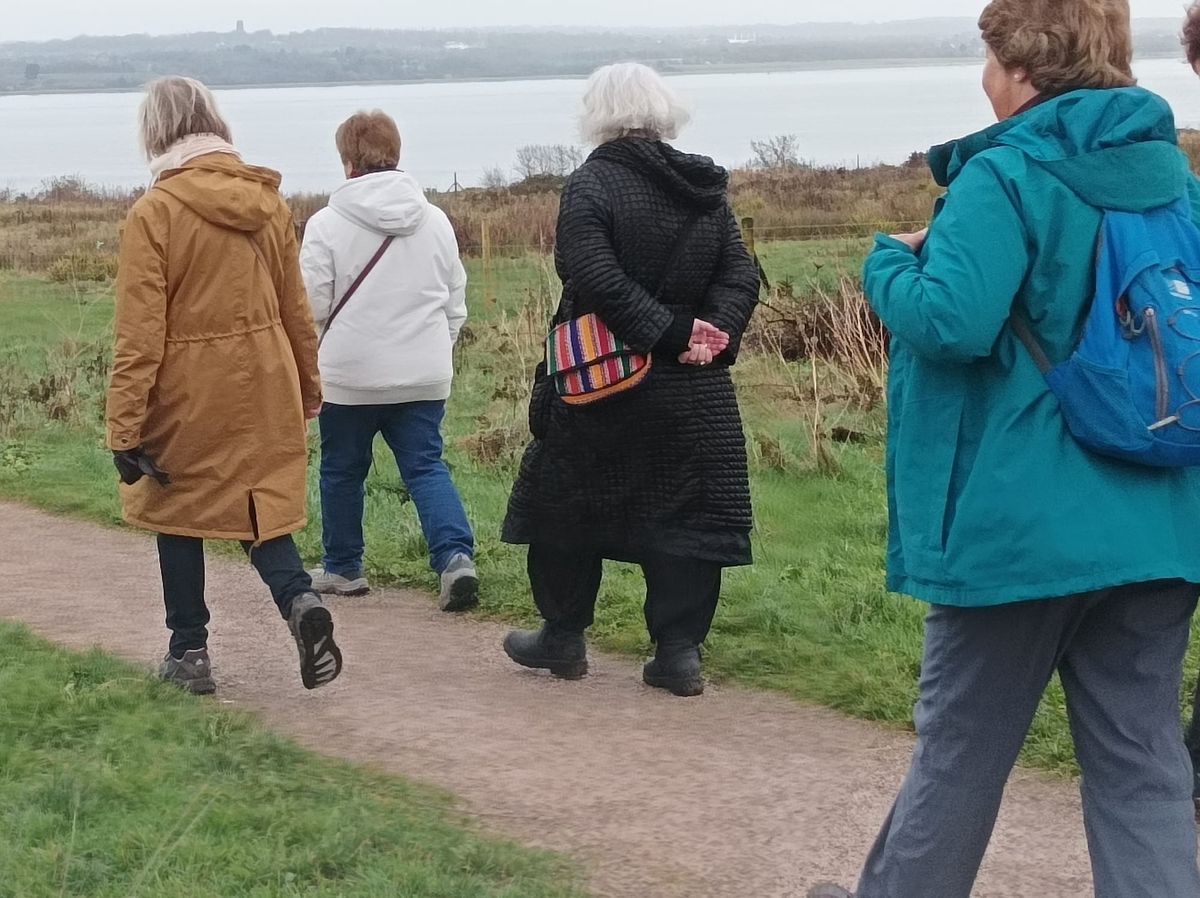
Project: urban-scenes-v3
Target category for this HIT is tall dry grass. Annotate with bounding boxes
[0,161,941,275]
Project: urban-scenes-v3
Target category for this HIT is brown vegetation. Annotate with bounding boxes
[0,160,942,273]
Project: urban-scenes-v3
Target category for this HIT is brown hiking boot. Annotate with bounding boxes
[158,648,216,695]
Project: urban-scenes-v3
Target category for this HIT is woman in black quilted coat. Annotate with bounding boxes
[502,63,760,697]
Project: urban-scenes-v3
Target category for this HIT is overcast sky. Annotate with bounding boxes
[3,0,1195,42]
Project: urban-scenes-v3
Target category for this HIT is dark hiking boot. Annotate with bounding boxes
[503,625,588,680]
[159,648,216,696]
[643,642,704,697]
[807,885,854,898]
[288,592,343,690]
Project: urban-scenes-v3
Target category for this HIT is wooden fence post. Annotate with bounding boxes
[741,216,756,256]
[481,220,496,309]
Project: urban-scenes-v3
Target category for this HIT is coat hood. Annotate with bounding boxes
[154,154,284,233]
[589,138,730,211]
[328,171,431,236]
[929,87,1190,212]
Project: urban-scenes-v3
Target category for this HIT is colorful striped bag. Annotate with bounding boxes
[544,211,701,406]
[545,314,651,405]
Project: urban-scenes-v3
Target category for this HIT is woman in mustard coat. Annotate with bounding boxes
[106,76,342,694]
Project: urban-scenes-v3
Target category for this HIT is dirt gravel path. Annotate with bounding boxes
[0,501,1099,897]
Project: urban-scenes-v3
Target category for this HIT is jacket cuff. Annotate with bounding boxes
[873,233,917,255]
[655,314,694,355]
[107,429,140,451]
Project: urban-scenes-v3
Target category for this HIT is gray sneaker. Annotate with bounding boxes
[288,592,343,690]
[308,568,370,597]
[159,648,216,695]
[439,553,479,612]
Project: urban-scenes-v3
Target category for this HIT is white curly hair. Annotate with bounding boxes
[580,63,691,146]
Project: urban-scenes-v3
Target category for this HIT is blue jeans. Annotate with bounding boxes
[318,401,474,577]
[857,580,1200,898]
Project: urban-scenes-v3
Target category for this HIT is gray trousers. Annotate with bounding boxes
[857,580,1200,898]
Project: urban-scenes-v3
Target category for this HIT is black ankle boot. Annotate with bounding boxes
[503,624,588,680]
[643,641,704,697]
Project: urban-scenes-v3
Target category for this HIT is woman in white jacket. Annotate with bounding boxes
[300,109,478,611]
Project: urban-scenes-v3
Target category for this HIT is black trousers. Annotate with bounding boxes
[528,542,722,646]
[157,534,313,657]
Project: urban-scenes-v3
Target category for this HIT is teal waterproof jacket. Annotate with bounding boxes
[864,87,1200,606]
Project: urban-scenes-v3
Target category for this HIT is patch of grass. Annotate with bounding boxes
[6,260,1193,781]
[0,621,586,898]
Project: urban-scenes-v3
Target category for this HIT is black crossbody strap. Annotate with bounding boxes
[652,211,703,302]
[319,236,396,346]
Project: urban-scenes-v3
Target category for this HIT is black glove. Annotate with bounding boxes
[113,448,171,486]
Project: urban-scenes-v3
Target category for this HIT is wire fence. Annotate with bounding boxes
[0,209,925,282]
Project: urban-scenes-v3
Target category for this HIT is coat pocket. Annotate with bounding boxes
[891,391,965,563]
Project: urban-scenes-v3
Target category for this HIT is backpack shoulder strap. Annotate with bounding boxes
[319,236,396,346]
[1010,310,1054,374]
[1009,205,1113,376]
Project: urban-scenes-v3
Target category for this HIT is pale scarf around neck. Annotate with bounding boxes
[149,133,242,183]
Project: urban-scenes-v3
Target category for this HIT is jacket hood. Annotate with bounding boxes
[590,138,730,211]
[155,154,283,232]
[328,171,430,236]
[928,87,1190,212]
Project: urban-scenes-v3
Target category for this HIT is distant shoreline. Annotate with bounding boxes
[1,53,1185,99]
[0,57,988,98]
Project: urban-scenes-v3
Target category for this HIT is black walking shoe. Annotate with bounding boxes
[503,625,588,680]
[288,592,343,690]
[807,885,854,898]
[159,648,217,696]
[643,642,705,697]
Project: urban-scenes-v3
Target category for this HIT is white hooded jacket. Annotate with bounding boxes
[300,170,467,406]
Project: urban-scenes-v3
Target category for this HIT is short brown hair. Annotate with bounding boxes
[979,0,1135,96]
[139,76,233,160]
[1184,2,1200,66]
[335,110,402,174]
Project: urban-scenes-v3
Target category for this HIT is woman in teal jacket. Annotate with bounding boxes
[811,2,1200,897]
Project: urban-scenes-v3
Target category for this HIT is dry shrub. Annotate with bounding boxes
[456,260,558,469]
[750,277,889,409]
[728,163,940,239]
[457,419,530,468]
[47,252,120,283]
[0,338,111,437]
[748,428,800,473]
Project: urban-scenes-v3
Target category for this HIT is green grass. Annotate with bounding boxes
[0,621,586,898]
[4,253,1196,780]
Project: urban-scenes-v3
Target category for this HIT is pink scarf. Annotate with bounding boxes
[149,133,242,184]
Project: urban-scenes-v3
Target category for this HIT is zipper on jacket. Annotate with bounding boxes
[1145,307,1171,424]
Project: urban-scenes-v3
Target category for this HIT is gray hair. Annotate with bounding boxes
[580,63,691,146]
[138,76,232,160]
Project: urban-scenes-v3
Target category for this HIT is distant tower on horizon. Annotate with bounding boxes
[236,19,246,35]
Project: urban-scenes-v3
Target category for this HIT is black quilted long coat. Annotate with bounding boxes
[502,138,760,566]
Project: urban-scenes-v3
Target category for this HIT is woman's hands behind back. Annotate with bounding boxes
[678,319,730,366]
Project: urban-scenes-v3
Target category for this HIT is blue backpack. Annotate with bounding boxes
[1012,197,1200,467]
